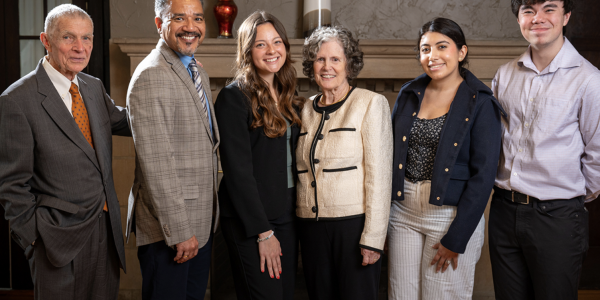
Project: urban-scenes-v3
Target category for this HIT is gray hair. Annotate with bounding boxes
[44,4,93,37]
[155,0,204,19]
[302,26,364,84]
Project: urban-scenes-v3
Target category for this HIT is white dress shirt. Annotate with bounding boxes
[41,56,79,116]
[493,38,600,201]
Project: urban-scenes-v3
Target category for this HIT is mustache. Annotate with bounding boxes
[177,31,202,39]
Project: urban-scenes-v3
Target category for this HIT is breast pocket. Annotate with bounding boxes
[321,129,357,160]
[533,97,574,134]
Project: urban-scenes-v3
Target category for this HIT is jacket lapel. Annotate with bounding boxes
[36,62,101,171]
[158,41,214,145]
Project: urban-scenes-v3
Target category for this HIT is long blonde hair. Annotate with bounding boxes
[234,10,304,138]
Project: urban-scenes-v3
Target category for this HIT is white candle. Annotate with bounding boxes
[303,0,331,37]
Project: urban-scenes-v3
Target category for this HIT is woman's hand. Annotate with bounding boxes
[258,230,282,279]
[430,243,458,273]
[361,248,381,266]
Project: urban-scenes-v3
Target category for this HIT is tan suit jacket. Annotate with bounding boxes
[125,40,219,247]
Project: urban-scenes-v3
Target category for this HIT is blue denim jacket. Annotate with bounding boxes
[391,70,505,253]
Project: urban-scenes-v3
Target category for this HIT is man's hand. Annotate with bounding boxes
[430,242,458,273]
[361,248,381,266]
[174,235,199,263]
[258,230,282,279]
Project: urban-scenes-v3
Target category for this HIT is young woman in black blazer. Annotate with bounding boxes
[214,11,305,300]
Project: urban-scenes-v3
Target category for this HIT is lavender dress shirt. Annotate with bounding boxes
[492,38,600,201]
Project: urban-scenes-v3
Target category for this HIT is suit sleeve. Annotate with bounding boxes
[359,94,393,251]
[214,86,271,237]
[0,96,38,249]
[127,70,192,246]
[440,95,502,253]
[99,80,130,137]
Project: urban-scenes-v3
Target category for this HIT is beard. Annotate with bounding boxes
[176,31,202,56]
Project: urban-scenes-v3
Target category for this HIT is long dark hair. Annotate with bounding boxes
[233,10,304,138]
[417,18,469,78]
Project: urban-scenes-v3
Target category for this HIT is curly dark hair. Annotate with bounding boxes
[511,0,574,17]
[302,26,364,84]
[416,18,469,78]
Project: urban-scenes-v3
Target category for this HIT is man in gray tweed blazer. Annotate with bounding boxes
[125,0,220,298]
[0,4,129,300]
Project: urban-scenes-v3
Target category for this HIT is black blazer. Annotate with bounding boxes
[215,82,301,237]
[391,70,505,253]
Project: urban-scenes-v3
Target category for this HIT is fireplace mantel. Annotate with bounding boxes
[113,38,528,84]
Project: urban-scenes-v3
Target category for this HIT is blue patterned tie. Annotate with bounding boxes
[188,58,208,119]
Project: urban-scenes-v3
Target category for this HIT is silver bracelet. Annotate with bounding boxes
[257,230,274,243]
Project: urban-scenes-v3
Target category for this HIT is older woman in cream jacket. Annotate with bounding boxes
[295,26,393,300]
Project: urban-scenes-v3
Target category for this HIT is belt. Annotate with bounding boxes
[493,187,539,205]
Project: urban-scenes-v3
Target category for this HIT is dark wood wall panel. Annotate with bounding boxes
[566,0,600,290]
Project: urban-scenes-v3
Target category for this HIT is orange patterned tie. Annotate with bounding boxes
[69,83,94,149]
[69,83,107,211]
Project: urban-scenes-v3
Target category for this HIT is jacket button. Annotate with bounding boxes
[311,181,316,187]
[454,143,458,147]
[397,191,402,196]
[312,206,317,212]
[412,112,416,116]
[399,164,403,169]
[318,134,324,140]
[325,114,330,120]
[403,136,407,142]
[437,197,441,200]
[445,168,449,172]
[314,159,320,164]
[465,118,469,121]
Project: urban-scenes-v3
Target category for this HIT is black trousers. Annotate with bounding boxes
[26,211,120,300]
[489,188,589,300]
[298,215,382,300]
[138,232,213,300]
[220,188,299,300]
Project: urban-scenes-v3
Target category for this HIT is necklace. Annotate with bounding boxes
[319,86,351,106]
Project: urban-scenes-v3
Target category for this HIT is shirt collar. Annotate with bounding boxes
[518,37,583,74]
[42,56,79,97]
[175,51,195,68]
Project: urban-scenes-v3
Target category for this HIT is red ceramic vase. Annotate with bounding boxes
[214,0,238,38]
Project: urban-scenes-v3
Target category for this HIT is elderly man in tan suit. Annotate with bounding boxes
[125,0,219,298]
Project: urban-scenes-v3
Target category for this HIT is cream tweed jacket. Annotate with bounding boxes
[296,87,393,251]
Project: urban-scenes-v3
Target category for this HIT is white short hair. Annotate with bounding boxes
[44,4,93,37]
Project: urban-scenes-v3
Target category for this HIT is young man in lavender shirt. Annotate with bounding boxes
[489,0,600,299]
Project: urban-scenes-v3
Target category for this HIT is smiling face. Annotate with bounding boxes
[313,40,349,92]
[419,31,467,82]
[40,16,93,81]
[517,1,570,49]
[251,23,286,81]
[155,0,206,56]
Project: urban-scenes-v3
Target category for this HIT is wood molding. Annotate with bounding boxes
[113,38,529,81]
